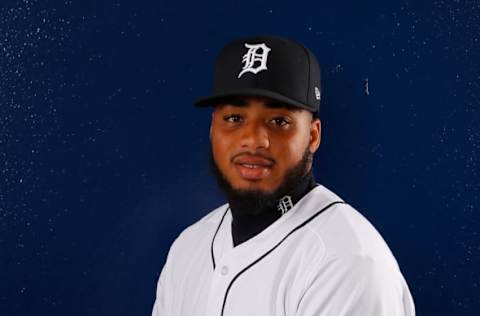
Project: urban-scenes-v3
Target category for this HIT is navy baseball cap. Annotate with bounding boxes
[193,35,321,114]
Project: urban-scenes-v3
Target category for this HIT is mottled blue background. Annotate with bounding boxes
[0,0,478,315]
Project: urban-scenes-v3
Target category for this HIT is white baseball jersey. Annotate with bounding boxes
[151,184,415,316]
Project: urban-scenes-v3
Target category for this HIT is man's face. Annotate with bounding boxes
[210,96,321,194]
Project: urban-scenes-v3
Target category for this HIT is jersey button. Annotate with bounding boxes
[220,265,229,276]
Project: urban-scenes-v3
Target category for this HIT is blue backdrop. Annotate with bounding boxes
[1,0,478,315]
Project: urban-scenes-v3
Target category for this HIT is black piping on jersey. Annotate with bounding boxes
[214,200,347,316]
[211,207,230,270]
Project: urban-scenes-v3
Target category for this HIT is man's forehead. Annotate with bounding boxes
[215,96,302,112]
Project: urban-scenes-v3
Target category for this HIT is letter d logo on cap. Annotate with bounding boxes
[238,43,271,78]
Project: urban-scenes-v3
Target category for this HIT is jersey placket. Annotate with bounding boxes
[205,210,239,315]
[205,188,346,316]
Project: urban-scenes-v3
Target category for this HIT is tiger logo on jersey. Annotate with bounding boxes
[277,195,293,215]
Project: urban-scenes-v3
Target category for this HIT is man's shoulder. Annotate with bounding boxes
[170,203,229,251]
[305,187,400,268]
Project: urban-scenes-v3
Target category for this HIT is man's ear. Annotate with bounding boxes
[309,118,321,153]
[209,111,215,140]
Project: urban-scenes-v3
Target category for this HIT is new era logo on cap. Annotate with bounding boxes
[194,35,322,114]
[315,86,321,100]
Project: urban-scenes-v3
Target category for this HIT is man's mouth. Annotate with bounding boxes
[237,164,266,169]
[232,155,274,180]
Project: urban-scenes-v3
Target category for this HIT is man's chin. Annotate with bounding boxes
[209,147,313,215]
[230,182,278,196]
[230,188,275,200]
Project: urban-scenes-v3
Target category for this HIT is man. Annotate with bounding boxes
[151,35,415,315]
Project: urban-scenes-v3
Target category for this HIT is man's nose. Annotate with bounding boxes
[239,122,270,150]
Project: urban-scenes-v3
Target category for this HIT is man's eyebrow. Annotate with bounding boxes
[265,100,301,112]
[265,100,288,108]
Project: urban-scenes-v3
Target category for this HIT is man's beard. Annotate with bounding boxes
[209,146,313,216]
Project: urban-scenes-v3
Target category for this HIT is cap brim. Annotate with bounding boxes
[193,88,316,112]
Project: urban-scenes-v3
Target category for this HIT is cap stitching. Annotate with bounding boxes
[298,43,311,106]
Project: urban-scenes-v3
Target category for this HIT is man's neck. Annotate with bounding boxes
[229,171,317,247]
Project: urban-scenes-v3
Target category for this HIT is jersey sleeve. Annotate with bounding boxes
[151,242,176,316]
[295,254,415,316]
[150,270,164,316]
[151,259,168,316]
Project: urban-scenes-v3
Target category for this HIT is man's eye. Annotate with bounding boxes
[224,115,242,123]
[270,117,290,127]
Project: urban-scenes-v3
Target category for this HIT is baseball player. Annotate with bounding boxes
[151,35,415,316]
